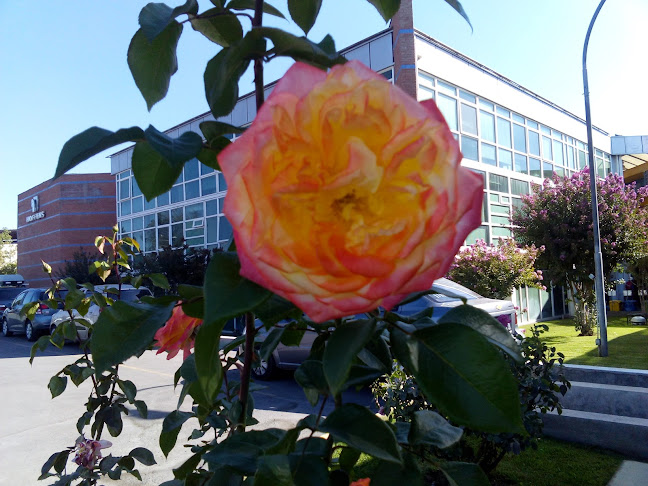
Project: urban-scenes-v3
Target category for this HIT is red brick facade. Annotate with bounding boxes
[392,0,418,99]
[17,174,116,287]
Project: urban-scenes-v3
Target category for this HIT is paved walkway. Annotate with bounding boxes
[608,460,648,485]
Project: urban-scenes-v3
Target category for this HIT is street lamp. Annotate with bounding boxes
[582,0,608,356]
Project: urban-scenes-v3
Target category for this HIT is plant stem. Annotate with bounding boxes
[237,312,256,432]
[252,0,264,110]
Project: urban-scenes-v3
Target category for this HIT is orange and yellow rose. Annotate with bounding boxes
[219,60,483,322]
[154,306,202,360]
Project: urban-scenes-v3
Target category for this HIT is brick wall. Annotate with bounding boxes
[17,173,116,287]
[392,0,417,99]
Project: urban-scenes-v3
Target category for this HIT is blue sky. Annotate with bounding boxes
[1,0,647,230]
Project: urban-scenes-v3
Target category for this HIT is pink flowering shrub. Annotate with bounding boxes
[447,238,544,300]
[73,436,111,469]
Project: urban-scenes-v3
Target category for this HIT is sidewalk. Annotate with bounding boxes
[608,460,648,485]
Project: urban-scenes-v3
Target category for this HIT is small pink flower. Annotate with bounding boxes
[154,306,202,360]
[73,436,112,469]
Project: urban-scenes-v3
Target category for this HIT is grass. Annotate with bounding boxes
[351,437,624,485]
[533,315,648,369]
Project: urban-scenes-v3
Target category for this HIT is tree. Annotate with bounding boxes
[512,170,648,335]
[0,228,17,275]
[57,248,107,285]
[447,238,544,300]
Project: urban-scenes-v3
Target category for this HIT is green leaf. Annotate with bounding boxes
[343,364,383,388]
[259,28,345,68]
[199,121,243,143]
[204,34,267,117]
[288,0,321,34]
[390,323,524,434]
[160,410,194,457]
[368,453,425,486]
[128,21,183,111]
[139,0,198,42]
[323,318,376,396]
[290,455,328,486]
[148,272,171,291]
[132,140,184,200]
[129,447,157,466]
[439,305,522,362]
[254,455,293,486]
[30,335,52,363]
[48,376,67,398]
[259,327,284,361]
[294,360,328,404]
[178,284,204,318]
[194,319,224,404]
[443,0,473,32]
[90,301,175,374]
[103,405,124,436]
[134,400,148,419]
[144,125,203,166]
[365,0,400,21]
[22,301,39,321]
[65,289,85,310]
[409,410,463,449]
[56,127,144,178]
[254,294,302,326]
[319,404,402,464]
[441,461,490,486]
[190,8,243,47]
[226,0,286,19]
[203,252,271,325]
[118,379,138,402]
[172,453,202,480]
[197,140,229,172]
[338,447,361,472]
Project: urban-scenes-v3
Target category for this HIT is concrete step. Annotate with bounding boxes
[560,381,648,419]
[543,409,648,460]
[561,364,648,388]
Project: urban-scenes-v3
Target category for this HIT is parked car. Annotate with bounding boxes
[2,288,64,341]
[0,286,27,316]
[249,278,517,379]
[49,284,153,341]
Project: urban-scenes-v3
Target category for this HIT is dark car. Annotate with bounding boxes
[0,287,27,316]
[249,278,517,379]
[1,288,64,341]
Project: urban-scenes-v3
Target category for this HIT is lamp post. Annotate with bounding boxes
[582,0,608,356]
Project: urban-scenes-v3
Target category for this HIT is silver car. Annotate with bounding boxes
[1,288,64,341]
[50,285,153,341]
[250,278,517,379]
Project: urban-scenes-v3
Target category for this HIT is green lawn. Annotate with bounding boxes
[534,315,648,369]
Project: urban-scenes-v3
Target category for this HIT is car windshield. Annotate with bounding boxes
[0,287,25,302]
[398,278,484,314]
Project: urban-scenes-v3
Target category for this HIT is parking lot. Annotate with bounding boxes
[0,334,371,485]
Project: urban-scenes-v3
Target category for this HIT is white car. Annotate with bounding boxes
[50,284,152,341]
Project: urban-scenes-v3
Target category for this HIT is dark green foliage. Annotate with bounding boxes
[57,248,112,285]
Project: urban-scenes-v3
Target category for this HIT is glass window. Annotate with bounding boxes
[514,153,528,174]
[566,146,575,169]
[528,131,540,156]
[157,210,169,226]
[461,136,478,161]
[419,85,434,101]
[186,227,204,238]
[497,118,511,148]
[501,196,510,203]
[419,72,435,87]
[512,113,524,124]
[132,196,143,214]
[437,94,458,131]
[513,124,526,153]
[489,173,509,193]
[144,214,156,228]
[527,120,539,130]
[219,216,233,242]
[206,199,219,216]
[511,179,529,196]
[479,99,494,111]
[133,231,143,247]
[132,178,142,197]
[132,217,143,231]
[207,217,218,243]
[543,162,554,178]
[186,180,200,200]
[489,194,499,202]
[481,143,496,166]
[184,159,199,181]
[492,227,511,238]
[120,200,131,216]
[171,207,183,223]
[120,219,132,233]
[479,111,495,142]
[490,203,510,215]
[201,163,215,176]
[175,171,184,185]
[158,226,169,248]
[172,223,184,247]
[119,179,130,200]
[157,192,170,207]
[201,175,217,196]
[491,215,510,225]
[144,197,156,211]
[185,236,205,247]
[529,158,541,178]
[437,80,456,95]
[498,149,513,170]
[186,202,204,220]
[578,150,587,169]
[542,136,553,160]
[540,125,551,136]
[555,167,565,177]
[171,185,184,204]
[218,173,227,192]
[466,226,488,245]
[482,193,488,222]
[496,106,510,117]
[553,140,564,166]
[460,104,477,135]
[144,229,156,252]
[459,90,476,103]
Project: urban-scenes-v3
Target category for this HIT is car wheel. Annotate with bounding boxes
[251,353,277,380]
[25,321,36,342]
[2,319,12,337]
